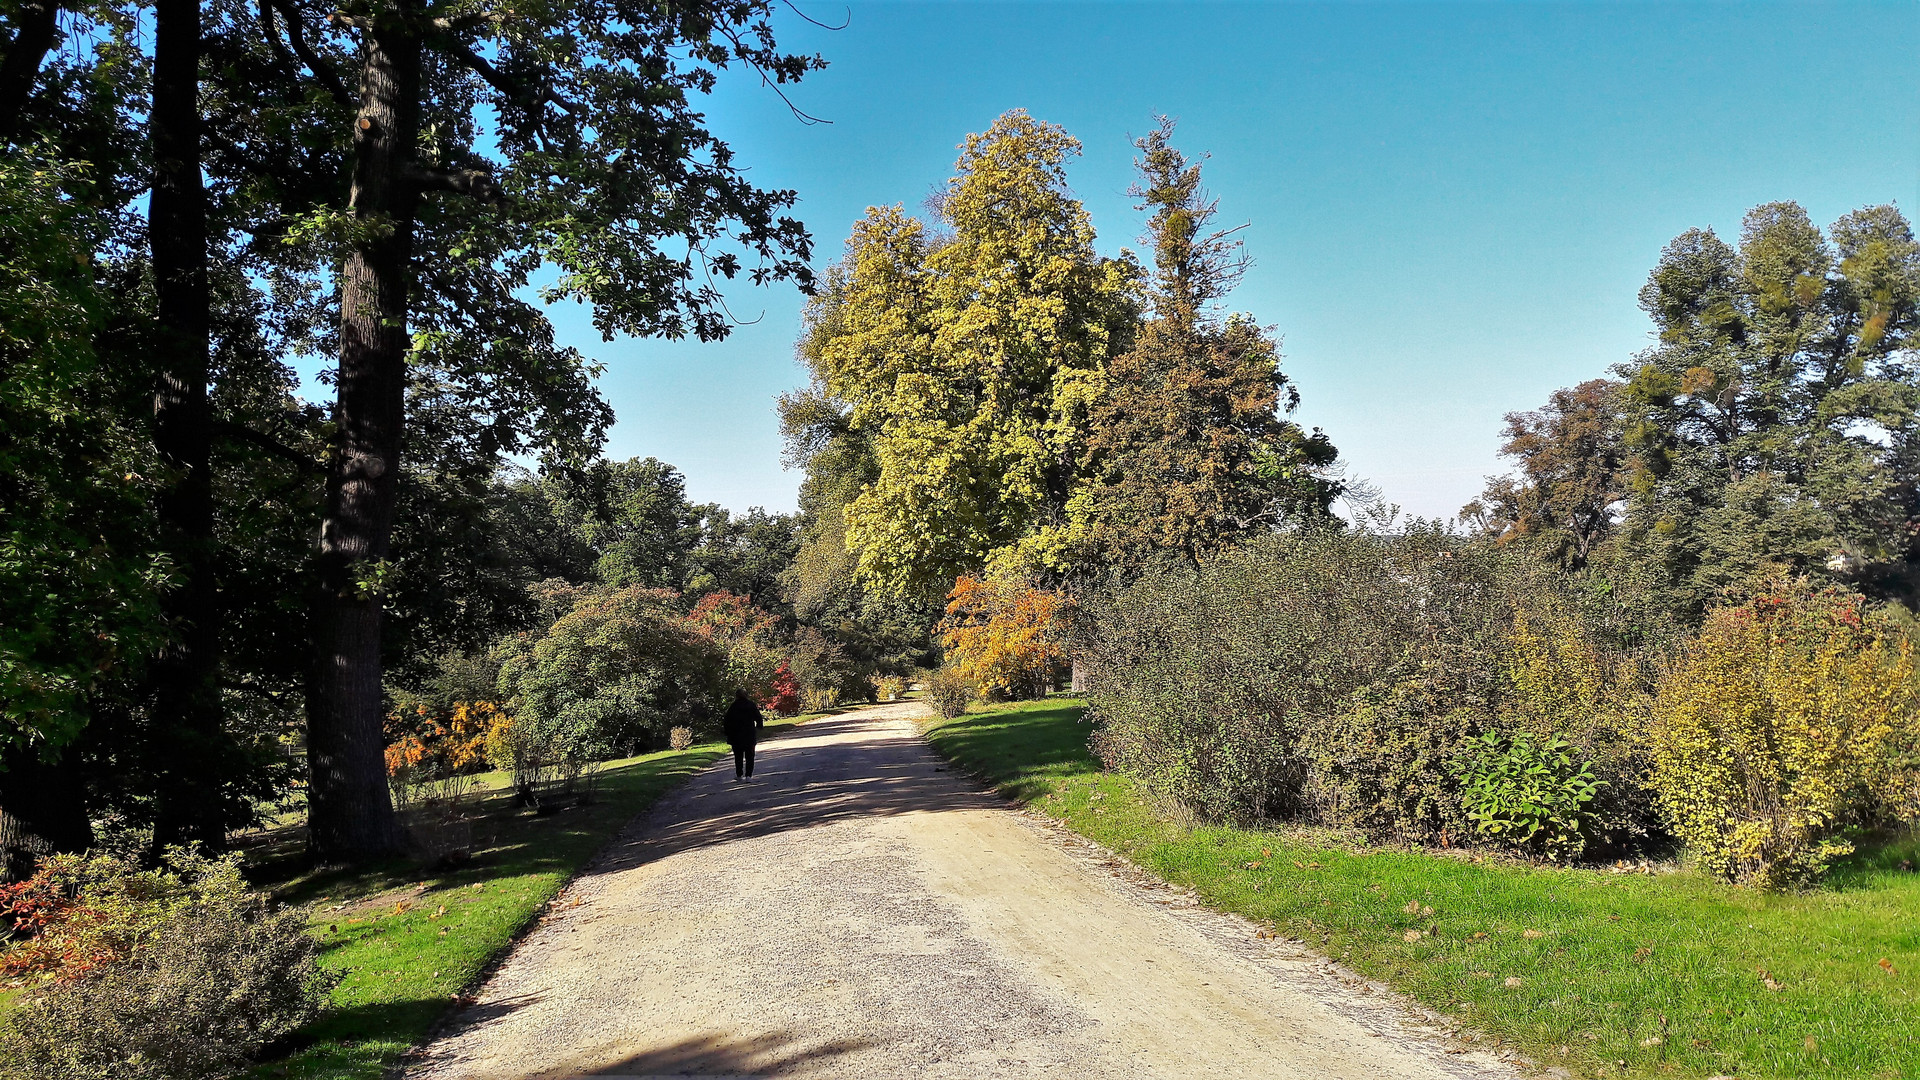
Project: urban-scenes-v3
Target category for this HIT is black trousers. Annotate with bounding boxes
[731,742,755,777]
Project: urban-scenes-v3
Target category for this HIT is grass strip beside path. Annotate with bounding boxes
[924,699,1920,1080]
[246,719,806,1080]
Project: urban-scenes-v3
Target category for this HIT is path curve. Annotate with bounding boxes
[408,701,1520,1080]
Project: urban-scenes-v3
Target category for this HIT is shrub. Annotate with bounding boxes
[495,585,727,760]
[1648,582,1919,887]
[668,726,694,751]
[762,661,802,715]
[924,668,975,719]
[875,674,908,701]
[0,852,334,1080]
[1452,731,1605,859]
[1088,527,1535,826]
[1302,686,1478,843]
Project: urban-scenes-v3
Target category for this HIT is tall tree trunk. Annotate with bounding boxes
[0,0,60,144]
[306,18,420,862]
[147,0,228,855]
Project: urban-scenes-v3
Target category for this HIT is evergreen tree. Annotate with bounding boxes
[1075,119,1339,570]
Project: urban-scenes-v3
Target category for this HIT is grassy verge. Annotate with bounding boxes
[925,700,1920,1080]
[247,716,808,1080]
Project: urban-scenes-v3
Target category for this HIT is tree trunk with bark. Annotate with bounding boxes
[306,16,421,862]
[0,744,90,880]
[0,0,60,143]
[146,0,229,855]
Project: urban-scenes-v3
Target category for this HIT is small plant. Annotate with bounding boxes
[924,668,976,719]
[876,674,908,701]
[1452,730,1604,859]
[668,726,694,750]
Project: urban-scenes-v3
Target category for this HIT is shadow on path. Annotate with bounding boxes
[582,1028,874,1077]
[587,709,999,877]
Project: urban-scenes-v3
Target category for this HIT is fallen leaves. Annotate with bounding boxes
[1523,929,1545,939]
[1878,957,1898,975]
[1403,929,1424,943]
[1503,976,1524,988]
[1757,968,1785,992]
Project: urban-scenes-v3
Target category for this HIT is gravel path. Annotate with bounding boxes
[407,701,1520,1080]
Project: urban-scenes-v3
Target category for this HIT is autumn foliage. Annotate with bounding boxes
[1648,582,1920,886]
[937,576,1069,701]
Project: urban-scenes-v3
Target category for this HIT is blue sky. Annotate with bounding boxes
[543,0,1920,520]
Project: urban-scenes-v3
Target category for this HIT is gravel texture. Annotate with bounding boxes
[406,702,1521,1080]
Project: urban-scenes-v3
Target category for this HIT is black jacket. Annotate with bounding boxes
[722,696,764,745]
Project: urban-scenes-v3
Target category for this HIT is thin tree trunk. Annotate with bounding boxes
[306,18,420,862]
[0,0,60,144]
[147,0,228,855]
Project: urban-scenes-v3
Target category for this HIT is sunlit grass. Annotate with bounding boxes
[925,699,1920,1080]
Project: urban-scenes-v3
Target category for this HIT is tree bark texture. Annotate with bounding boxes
[0,0,59,144]
[146,0,230,855]
[0,743,90,880]
[306,18,421,861]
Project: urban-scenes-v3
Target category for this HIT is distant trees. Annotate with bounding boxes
[1473,200,1920,616]
[1462,379,1628,570]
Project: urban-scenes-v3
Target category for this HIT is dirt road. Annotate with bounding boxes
[409,701,1517,1080]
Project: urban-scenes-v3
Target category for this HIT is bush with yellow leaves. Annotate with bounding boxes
[1649,581,1919,887]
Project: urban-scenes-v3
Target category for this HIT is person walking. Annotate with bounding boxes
[722,689,765,781]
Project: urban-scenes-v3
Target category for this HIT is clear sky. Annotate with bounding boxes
[542,0,1920,520]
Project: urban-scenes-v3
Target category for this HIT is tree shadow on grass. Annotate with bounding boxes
[924,703,1098,803]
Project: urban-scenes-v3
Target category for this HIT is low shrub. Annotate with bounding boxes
[668,726,695,751]
[1451,730,1604,859]
[924,668,975,719]
[0,852,334,1080]
[1648,581,1919,887]
[875,674,908,701]
[1087,527,1526,826]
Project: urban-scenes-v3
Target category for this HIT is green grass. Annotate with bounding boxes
[925,699,1920,1080]
[245,716,810,1080]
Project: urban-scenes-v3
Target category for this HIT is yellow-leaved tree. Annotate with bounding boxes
[794,110,1137,597]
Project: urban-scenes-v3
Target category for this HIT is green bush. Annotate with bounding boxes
[1086,527,1541,829]
[1452,731,1604,859]
[0,853,334,1080]
[1302,686,1477,843]
[924,668,975,719]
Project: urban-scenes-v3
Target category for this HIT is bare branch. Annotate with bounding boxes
[715,23,829,126]
[217,420,325,474]
[442,40,582,121]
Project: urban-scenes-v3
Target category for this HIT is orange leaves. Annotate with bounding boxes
[938,575,1070,700]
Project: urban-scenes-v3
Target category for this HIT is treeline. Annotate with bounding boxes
[1089,201,1920,887]
[1,0,822,865]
